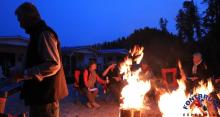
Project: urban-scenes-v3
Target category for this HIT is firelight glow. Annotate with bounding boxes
[119,45,151,110]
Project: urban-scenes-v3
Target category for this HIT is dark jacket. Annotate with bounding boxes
[191,61,210,81]
[187,61,210,86]
[21,20,68,106]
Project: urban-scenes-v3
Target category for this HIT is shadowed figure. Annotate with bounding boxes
[11,2,68,117]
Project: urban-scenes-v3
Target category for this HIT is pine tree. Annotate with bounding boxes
[176,0,203,42]
[159,18,168,32]
[202,0,220,76]
[203,0,220,32]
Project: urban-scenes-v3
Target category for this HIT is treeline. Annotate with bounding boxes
[92,27,186,76]
[91,0,220,77]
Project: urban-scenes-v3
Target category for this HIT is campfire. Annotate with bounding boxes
[158,61,217,117]
[158,79,214,117]
[119,45,151,117]
[118,45,219,117]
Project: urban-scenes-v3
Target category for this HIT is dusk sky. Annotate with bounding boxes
[0,0,205,47]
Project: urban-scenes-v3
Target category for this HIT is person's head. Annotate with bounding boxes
[15,2,41,31]
[140,60,149,72]
[193,52,202,64]
[141,63,149,71]
[88,61,97,71]
[141,60,149,71]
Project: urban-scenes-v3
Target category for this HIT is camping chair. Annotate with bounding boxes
[161,68,178,90]
[73,70,87,104]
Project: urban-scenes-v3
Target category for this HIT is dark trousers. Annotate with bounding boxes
[109,83,122,102]
[29,101,59,117]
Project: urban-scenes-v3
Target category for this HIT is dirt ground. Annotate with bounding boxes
[4,85,162,117]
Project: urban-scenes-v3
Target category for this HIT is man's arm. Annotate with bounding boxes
[96,74,105,84]
[102,64,116,77]
[26,31,61,81]
[102,67,110,77]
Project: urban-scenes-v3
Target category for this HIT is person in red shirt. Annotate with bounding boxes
[83,61,106,108]
[74,69,81,88]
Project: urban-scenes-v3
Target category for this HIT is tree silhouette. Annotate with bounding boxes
[176,0,203,43]
[199,0,220,76]
[91,27,188,76]
[203,0,220,32]
[159,17,168,32]
[89,0,220,77]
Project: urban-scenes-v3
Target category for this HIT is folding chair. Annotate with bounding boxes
[161,68,178,90]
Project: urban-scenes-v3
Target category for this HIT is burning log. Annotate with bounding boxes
[119,109,141,117]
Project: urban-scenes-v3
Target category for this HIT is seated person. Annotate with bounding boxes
[74,68,81,88]
[72,68,88,104]
[139,61,155,81]
[83,61,106,108]
[186,52,211,93]
[102,61,122,102]
[139,60,156,104]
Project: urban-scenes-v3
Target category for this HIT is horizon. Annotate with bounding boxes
[0,0,205,47]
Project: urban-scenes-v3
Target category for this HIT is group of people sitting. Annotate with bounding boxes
[73,61,123,108]
[72,58,161,109]
[72,52,220,110]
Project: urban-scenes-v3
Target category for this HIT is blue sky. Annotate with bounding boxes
[0,0,205,46]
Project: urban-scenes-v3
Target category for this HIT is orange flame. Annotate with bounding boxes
[119,45,151,110]
[158,61,214,117]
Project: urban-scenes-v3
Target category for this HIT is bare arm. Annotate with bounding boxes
[102,64,116,77]
[96,74,105,84]
[102,66,111,77]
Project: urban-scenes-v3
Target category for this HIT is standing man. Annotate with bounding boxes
[12,2,68,117]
